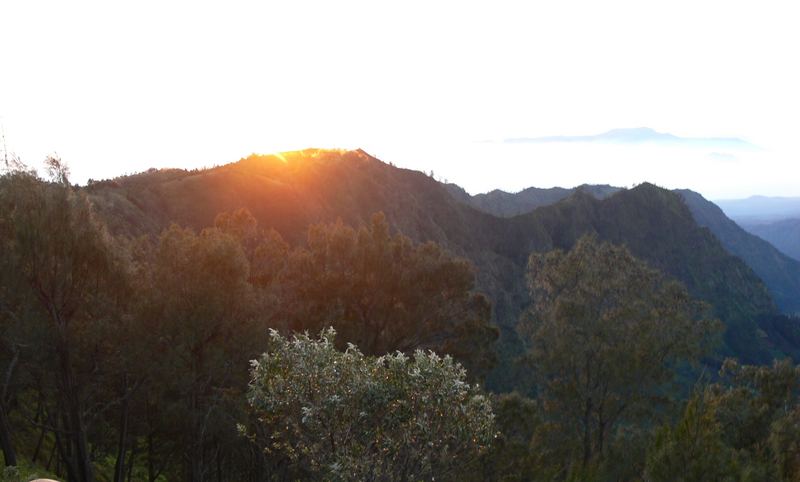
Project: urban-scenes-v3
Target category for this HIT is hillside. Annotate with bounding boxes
[741,218,800,263]
[445,184,621,218]
[677,190,800,315]
[507,185,779,362]
[450,180,800,318]
[86,149,793,379]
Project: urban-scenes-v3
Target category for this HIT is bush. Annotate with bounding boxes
[245,328,495,481]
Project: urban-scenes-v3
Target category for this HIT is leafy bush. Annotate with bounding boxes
[246,328,495,481]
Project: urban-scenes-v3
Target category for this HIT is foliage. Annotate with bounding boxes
[0,163,128,482]
[519,234,720,470]
[263,212,498,380]
[0,462,55,482]
[1,164,500,481]
[134,222,265,481]
[468,392,543,481]
[645,389,739,482]
[645,359,800,481]
[246,328,495,481]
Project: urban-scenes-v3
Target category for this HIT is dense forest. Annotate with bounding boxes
[2,151,800,481]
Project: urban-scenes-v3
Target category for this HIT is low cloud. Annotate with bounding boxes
[503,127,759,151]
[707,152,739,163]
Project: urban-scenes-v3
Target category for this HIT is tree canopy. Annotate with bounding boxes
[259,212,498,379]
[519,234,720,470]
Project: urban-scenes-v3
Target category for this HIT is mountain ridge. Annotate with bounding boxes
[85,149,796,385]
[447,178,800,316]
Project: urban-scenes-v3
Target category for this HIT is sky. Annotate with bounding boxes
[1,0,798,200]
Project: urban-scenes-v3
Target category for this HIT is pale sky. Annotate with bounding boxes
[1,0,798,199]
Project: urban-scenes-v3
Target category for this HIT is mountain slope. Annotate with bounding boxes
[448,181,800,318]
[509,185,778,362]
[87,149,792,374]
[740,218,800,263]
[449,184,621,218]
[676,190,800,315]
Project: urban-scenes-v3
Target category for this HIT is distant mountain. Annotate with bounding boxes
[445,184,622,218]
[86,149,794,388]
[450,181,800,317]
[505,127,757,149]
[716,196,800,224]
[508,184,779,364]
[741,218,800,262]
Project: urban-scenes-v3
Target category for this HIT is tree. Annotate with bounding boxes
[137,223,264,481]
[645,359,800,481]
[0,161,128,482]
[273,213,498,380]
[246,328,495,481]
[519,235,719,469]
[644,388,739,482]
[469,393,543,481]
[712,358,800,479]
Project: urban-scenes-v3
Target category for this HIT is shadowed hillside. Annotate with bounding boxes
[678,190,800,315]
[444,184,621,218]
[742,218,800,263]
[448,178,800,318]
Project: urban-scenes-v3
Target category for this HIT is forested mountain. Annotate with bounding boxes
[449,179,800,318]
[677,190,800,315]
[741,218,800,262]
[86,149,795,369]
[443,183,621,218]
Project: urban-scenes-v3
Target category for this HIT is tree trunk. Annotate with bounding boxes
[46,439,57,472]
[148,432,156,482]
[595,401,606,462]
[216,442,222,482]
[0,400,17,466]
[126,439,137,482]
[53,414,79,482]
[68,398,93,482]
[31,398,47,464]
[0,344,19,467]
[582,398,593,468]
[596,420,606,462]
[113,384,130,482]
[32,421,46,464]
[56,320,94,482]
[188,446,203,482]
